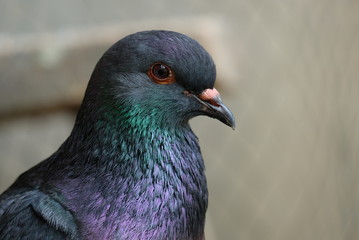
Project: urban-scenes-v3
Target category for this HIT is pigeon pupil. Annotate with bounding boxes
[153,64,169,79]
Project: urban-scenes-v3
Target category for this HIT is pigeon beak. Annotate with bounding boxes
[190,88,236,130]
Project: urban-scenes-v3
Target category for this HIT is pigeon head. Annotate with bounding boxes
[82,30,235,130]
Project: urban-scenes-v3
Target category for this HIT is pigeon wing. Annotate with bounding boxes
[0,189,79,240]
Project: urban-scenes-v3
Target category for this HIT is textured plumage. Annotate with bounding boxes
[0,30,235,240]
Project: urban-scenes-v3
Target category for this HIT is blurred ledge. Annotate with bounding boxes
[0,101,79,124]
[0,16,237,121]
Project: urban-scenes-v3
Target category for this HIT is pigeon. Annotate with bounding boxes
[0,30,235,240]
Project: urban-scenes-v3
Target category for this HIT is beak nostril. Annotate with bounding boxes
[198,88,219,101]
[198,88,221,107]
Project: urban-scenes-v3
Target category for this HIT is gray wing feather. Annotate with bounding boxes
[0,189,79,240]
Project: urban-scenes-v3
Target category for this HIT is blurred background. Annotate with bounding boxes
[1,0,358,239]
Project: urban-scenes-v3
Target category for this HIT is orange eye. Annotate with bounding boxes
[147,63,176,84]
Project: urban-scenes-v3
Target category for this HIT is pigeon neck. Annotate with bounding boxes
[64,103,199,165]
[58,104,208,239]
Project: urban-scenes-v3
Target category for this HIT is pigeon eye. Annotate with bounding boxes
[148,63,176,84]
